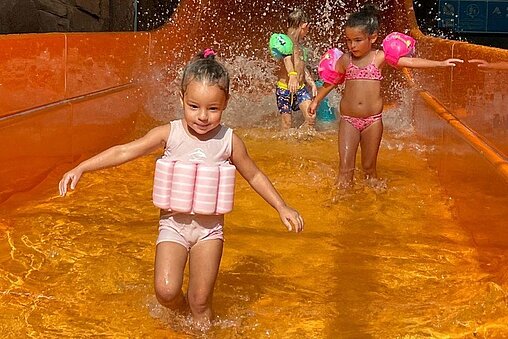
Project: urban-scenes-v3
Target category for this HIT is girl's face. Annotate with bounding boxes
[299,22,310,39]
[345,26,377,58]
[180,80,229,138]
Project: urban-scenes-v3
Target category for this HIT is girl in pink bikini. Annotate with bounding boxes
[309,3,462,189]
[59,49,303,330]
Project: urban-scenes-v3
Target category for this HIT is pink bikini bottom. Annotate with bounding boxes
[341,113,382,132]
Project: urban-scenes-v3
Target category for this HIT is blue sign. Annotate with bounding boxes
[487,2,508,32]
[439,1,460,29]
[458,1,488,32]
[439,0,508,33]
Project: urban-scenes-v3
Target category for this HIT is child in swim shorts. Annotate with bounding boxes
[271,8,317,130]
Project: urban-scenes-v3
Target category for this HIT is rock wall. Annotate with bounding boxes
[0,0,178,33]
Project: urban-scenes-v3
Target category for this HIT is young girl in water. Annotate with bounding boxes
[58,49,304,329]
[309,4,463,189]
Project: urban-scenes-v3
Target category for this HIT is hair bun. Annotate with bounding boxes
[362,3,379,15]
[203,48,216,58]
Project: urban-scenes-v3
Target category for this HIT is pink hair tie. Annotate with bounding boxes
[203,48,216,58]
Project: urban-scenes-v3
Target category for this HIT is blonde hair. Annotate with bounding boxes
[288,8,308,28]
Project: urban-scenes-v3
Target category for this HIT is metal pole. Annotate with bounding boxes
[133,0,138,31]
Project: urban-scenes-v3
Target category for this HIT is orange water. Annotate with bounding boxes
[1,123,508,337]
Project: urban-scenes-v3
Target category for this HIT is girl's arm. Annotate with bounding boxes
[230,133,304,232]
[304,67,317,97]
[308,54,346,116]
[59,124,170,196]
[397,56,463,68]
[469,59,508,70]
[308,82,336,116]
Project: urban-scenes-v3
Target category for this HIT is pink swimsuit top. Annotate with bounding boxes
[345,50,383,81]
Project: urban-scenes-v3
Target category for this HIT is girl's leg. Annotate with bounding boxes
[337,119,361,188]
[187,239,223,326]
[154,242,189,310]
[359,120,383,179]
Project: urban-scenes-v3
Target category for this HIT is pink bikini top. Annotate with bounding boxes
[345,50,383,81]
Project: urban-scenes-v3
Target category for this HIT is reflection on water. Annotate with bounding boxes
[1,119,508,337]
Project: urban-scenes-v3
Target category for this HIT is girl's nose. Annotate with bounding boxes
[198,109,208,121]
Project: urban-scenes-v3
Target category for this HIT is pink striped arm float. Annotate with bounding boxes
[152,159,236,214]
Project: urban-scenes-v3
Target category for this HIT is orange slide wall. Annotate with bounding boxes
[0,32,150,203]
[0,0,507,208]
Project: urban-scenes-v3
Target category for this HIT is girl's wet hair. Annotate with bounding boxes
[288,8,309,28]
[181,49,230,95]
[345,3,380,35]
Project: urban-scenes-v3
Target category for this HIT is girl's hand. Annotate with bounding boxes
[468,59,493,69]
[310,83,318,97]
[442,58,464,67]
[278,205,304,233]
[59,168,83,196]
[308,99,319,117]
[468,59,508,70]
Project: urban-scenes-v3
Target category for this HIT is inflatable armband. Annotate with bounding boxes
[382,32,416,67]
[152,159,236,215]
[269,33,293,60]
[318,48,345,85]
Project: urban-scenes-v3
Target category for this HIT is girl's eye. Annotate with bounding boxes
[189,104,198,109]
